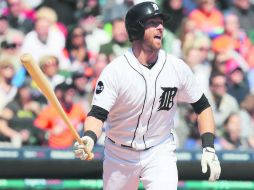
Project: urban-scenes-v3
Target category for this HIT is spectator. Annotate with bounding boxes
[65,25,95,72]
[219,112,248,150]
[3,0,34,34]
[77,0,101,19]
[210,52,227,75]
[0,82,45,147]
[37,0,77,29]
[212,12,254,69]
[178,17,204,56]
[225,60,250,105]
[0,55,17,111]
[21,6,70,70]
[1,29,26,87]
[173,103,190,148]
[0,15,22,45]
[27,55,66,106]
[192,34,213,65]
[0,117,22,147]
[99,18,130,62]
[34,82,87,149]
[1,30,24,70]
[182,106,201,150]
[178,17,196,43]
[39,55,65,89]
[161,0,186,34]
[188,0,224,38]
[162,28,182,57]
[229,0,254,35]
[206,72,239,135]
[181,104,221,150]
[71,71,93,111]
[90,53,108,90]
[184,50,210,93]
[239,94,254,148]
[183,33,212,93]
[78,12,111,54]
[102,0,132,23]
[211,43,249,75]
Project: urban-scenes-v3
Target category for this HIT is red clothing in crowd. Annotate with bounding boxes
[188,8,224,36]
[34,103,86,148]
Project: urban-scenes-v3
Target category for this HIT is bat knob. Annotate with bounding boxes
[20,53,33,63]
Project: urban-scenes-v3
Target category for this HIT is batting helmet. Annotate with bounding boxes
[125,1,169,42]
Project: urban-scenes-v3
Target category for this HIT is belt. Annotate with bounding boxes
[107,137,152,151]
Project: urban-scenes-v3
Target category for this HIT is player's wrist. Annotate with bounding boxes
[83,130,98,144]
[203,147,215,154]
[201,132,215,148]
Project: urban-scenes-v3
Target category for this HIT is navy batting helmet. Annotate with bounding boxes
[125,1,169,42]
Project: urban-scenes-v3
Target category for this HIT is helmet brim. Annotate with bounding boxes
[142,12,170,24]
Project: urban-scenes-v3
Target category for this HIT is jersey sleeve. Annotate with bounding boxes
[176,59,203,103]
[91,64,118,112]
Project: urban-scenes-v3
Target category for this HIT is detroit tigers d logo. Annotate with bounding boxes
[158,87,177,111]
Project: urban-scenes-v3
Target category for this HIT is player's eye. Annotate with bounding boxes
[144,21,163,28]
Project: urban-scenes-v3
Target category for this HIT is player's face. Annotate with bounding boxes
[142,17,164,51]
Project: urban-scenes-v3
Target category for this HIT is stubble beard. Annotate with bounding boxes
[141,38,161,53]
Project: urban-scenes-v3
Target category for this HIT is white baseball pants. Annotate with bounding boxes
[103,136,178,190]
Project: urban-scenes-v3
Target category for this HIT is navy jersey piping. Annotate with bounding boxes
[143,51,167,149]
[124,55,147,148]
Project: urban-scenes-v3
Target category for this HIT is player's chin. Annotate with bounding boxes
[153,41,162,50]
[153,38,162,49]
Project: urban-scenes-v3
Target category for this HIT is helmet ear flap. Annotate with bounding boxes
[126,20,145,41]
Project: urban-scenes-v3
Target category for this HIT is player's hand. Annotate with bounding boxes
[74,136,94,160]
[201,147,221,182]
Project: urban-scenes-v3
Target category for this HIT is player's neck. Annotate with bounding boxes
[132,45,159,67]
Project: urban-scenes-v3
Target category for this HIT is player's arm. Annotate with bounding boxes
[191,94,221,182]
[191,94,215,146]
[84,105,108,137]
[84,116,104,139]
[74,105,108,160]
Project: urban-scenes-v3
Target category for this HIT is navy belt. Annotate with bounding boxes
[107,137,152,151]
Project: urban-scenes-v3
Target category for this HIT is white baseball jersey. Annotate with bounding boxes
[92,48,203,150]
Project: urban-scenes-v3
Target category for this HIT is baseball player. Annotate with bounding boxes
[74,2,221,190]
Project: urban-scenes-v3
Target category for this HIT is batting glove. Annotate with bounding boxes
[201,147,221,182]
[74,136,94,160]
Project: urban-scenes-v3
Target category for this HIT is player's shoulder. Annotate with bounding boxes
[164,51,187,67]
[109,55,127,67]
[164,50,192,74]
[165,52,181,62]
[99,51,130,78]
[104,49,131,69]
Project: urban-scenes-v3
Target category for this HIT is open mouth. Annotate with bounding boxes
[154,35,162,40]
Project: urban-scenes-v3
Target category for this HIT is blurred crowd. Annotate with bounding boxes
[0,0,254,151]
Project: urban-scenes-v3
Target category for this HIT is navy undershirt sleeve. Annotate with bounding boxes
[87,105,109,122]
[191,94,210,114]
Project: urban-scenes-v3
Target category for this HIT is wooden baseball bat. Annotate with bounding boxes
[20,53,94,160]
